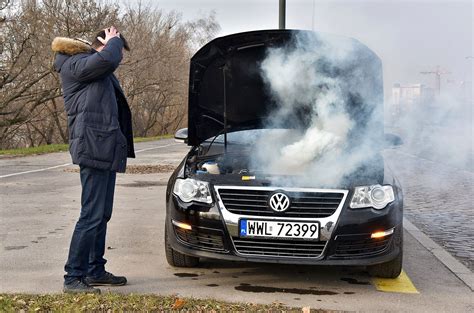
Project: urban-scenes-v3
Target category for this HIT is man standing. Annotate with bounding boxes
[52,26,135,294]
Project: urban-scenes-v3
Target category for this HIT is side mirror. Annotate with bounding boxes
[385,133,403,147]
[174,128,188,143]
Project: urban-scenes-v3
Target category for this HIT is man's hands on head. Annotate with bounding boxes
[97,26,120,46]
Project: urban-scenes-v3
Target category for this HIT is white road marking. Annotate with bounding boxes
[0,163,73,179]
[134,143,181,153]
[0,143,182,179]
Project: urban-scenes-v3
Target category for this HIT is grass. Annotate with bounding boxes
[133,134,173,143]
[0,293,315,312]
[0,135,173,157]
[0,143,70,157]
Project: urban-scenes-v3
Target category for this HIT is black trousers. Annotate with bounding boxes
[64,166,116,283]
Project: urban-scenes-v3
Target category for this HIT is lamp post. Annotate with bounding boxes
[279,0,286,29]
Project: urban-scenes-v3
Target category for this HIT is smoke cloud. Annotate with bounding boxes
[250,32,384,187]
[388,91,473,171]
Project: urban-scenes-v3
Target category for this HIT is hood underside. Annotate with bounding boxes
[187,29,383,146]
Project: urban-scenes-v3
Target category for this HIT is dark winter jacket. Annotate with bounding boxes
[52,37,135,173]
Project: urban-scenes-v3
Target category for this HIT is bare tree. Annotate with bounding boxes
[0,0,220,148]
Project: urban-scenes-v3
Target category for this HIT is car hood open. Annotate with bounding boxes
[187,29,383,146]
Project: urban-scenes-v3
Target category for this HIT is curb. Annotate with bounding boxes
[403,217,474,291]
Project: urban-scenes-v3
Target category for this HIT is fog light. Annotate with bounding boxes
[172,220,192,231]
[371,228,395,239]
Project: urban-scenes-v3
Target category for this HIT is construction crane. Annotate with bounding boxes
[420,66,450,95]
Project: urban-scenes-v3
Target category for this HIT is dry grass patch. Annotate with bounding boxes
[0,293,332,312]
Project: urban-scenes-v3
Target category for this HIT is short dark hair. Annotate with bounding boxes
[91,29,130,51]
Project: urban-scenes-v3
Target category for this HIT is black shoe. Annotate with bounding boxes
[63,278,101,294]
[84,271,127,286]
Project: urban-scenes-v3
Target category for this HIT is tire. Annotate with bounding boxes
[368,229,403,278]
[165,226,199,268]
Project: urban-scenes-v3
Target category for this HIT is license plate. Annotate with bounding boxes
[239,219,319,239]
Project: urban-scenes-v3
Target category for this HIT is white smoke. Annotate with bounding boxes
[250,32,384,187]
[388,91,473,171]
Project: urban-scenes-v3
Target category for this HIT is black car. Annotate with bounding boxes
[165,30,403,278]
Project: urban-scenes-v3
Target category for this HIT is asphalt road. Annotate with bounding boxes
[0,139,473,312]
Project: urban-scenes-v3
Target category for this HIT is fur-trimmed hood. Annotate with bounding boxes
[51,37,92,55]
[52,37,93,73]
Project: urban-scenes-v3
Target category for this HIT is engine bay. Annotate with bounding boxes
[187,152,255,176]
[184,145,385,188]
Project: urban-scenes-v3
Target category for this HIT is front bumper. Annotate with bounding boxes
[166,185,403,266]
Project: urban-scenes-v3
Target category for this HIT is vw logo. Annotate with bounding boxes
[268,192,291,212]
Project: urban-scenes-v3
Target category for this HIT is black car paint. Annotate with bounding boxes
[165,29,403,267]
[165,157,403,266]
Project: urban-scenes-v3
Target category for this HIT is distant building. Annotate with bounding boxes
[391,83,434,117]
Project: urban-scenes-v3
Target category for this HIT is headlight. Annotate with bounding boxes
[350,184,395,210]
[173,178,212,204]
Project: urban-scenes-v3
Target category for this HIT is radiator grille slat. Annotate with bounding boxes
[233,237,326,258]
[218,188,344,218]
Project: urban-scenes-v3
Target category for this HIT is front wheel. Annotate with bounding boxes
[165,226,199,267]
[368,250,403,278]
[368,229,403,278]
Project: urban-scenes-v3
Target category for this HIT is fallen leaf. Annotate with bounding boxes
[172,298,186,309]
[302,306,311,313]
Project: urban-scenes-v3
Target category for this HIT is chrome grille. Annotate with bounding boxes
[217,189,345,218]
[233,237,326,258]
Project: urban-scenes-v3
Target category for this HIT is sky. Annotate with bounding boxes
[138,0,472,100]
